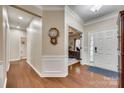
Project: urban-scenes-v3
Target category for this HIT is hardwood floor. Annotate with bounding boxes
[6,60,118,88]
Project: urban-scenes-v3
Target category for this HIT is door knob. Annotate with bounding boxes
[95,47,97,53]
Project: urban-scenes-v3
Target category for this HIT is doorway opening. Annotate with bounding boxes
[20,37,27,60]
[68,26,82,66]
[7,6,41,63]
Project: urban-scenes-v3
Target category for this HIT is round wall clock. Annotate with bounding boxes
[48,27,59,45]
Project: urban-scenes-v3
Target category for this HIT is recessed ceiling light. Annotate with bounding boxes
[18,16,23,20]
[17,26,20,28]
[90,5,103,12]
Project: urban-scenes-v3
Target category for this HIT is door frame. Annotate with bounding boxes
[68,26,83,65]
[88,30,118,71]
[119,11,124,88]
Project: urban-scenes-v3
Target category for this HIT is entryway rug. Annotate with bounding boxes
[88,66,118,80]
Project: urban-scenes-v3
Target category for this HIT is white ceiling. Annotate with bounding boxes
[7,5,124,29]
[7,6,34,30]
[69,5,124,22]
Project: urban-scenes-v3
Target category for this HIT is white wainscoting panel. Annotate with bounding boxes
[41,55,68,77]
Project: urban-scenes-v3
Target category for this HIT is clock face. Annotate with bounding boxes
[49,28,59,45]
[49,28,59,38]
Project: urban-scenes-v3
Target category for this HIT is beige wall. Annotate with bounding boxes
[42,10,65,55]
[41,9,69,77]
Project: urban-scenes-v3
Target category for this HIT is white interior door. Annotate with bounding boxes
[20,37,27,59]
[92,30,118,72]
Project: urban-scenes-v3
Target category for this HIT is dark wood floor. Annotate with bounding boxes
[6,60,118,88]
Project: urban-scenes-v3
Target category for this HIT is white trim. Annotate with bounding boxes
[84,11,118,26]
[27,62,42,77]
[87,29,118,72]
[65,6,84,25]
[41,73,68,77]
[3,76,7,88]
[6,62,10,72]
[19,31,21,61]
[65,6,85,67]
[21,57,27,60]
[41,55,68,77]
[44,71,63,73]
[88,28,118,33]
[67,26,84,66]
[42,55,66,58]
[10,26,26,31]
[68,59,80,66]
[10,58,21,62]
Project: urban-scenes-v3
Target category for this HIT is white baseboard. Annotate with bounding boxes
[41,72,68,77]
[3,76,7,88]
[68,59,80,66]
[6,63,10,72]
[80,62,90,65]
[27,62,42,77]
[21,57,27,60]
[10,58,20,62]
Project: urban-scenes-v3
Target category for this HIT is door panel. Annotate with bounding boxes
[93,30,118,72]
[20,37,27,59]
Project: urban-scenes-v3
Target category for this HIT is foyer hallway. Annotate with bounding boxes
[6,60,118,88]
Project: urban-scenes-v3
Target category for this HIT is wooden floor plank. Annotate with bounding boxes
[6,60,118,88]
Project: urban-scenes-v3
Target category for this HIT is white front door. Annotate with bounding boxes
[90,30,118,72]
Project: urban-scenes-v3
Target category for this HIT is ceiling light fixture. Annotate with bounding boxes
[17,26,20,29]
[18,16,23,20]
[90,5,103,12]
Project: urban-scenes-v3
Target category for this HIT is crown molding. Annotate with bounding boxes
[10,26,26,31]
[65,6,84,25]
[33,5,43,10]
[84,11,118,26]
